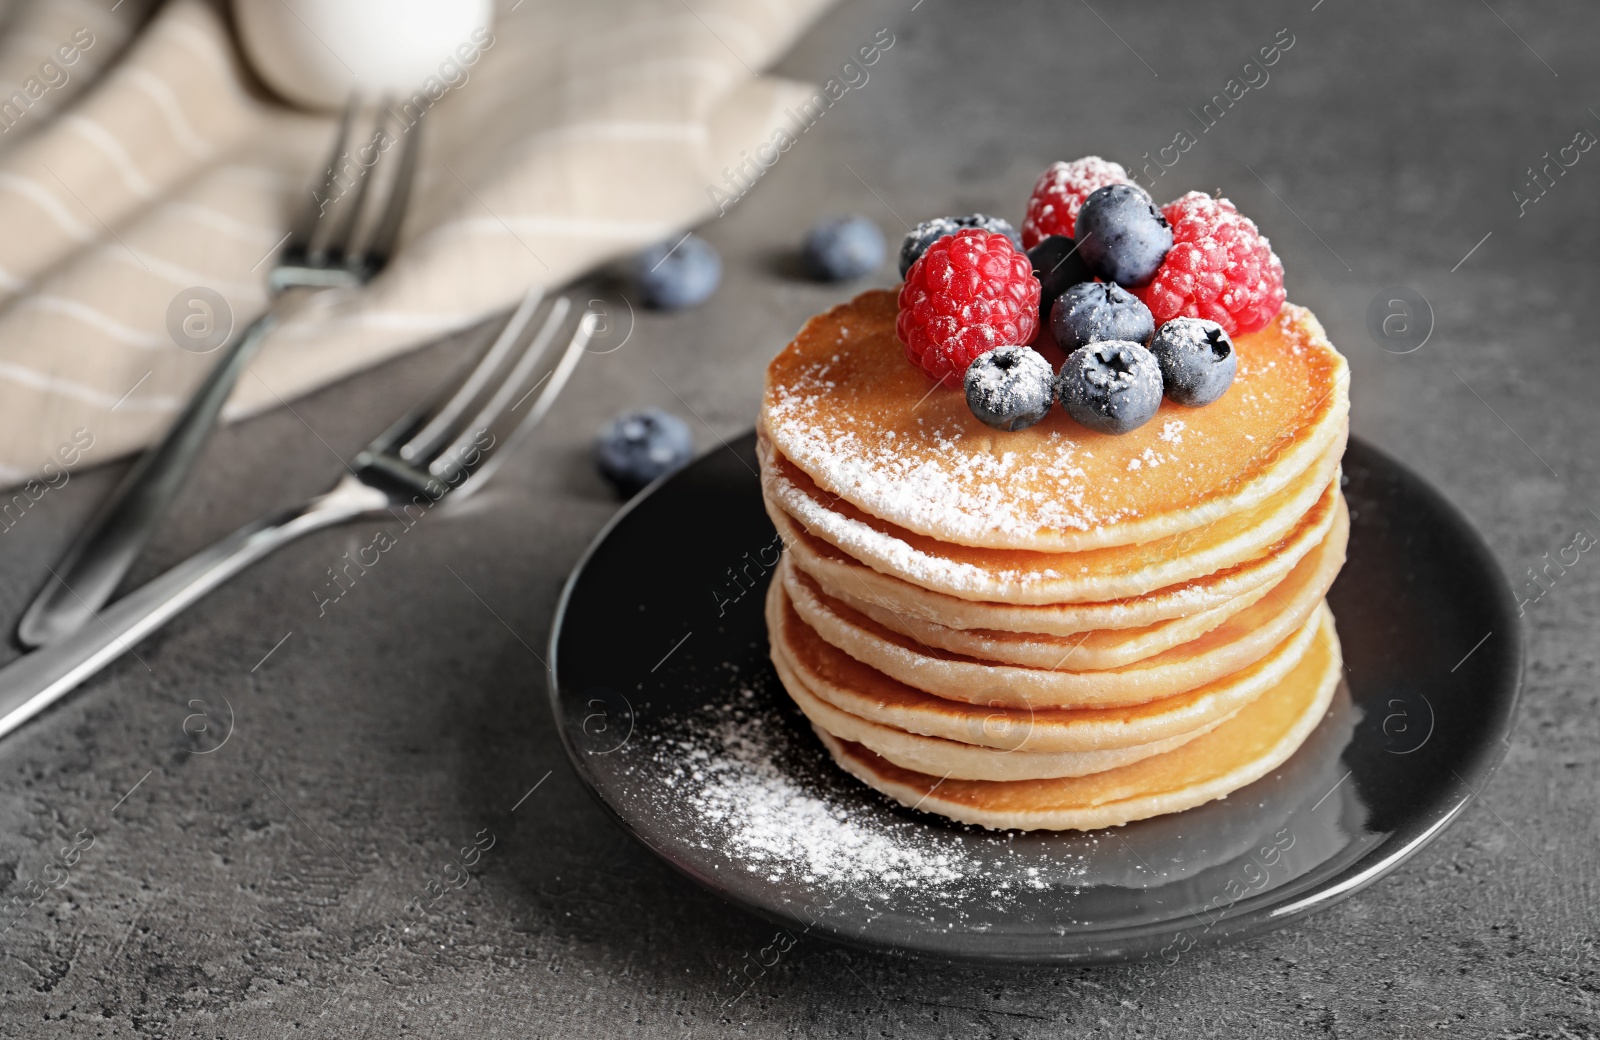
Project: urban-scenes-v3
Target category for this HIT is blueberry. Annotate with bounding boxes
[595,409,694,494]
[1073,183,1173,288]
[1049,281,1155,353]
[803,215,885,281]
[963,346,1055,432]
[1149,317,1237,406]
[634,235,721,310]
[1056,341,1164,435]
[899,214,1022,276]
[1027,235,1094,332]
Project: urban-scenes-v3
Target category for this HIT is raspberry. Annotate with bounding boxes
[897,230,1041,384]
[1133,192,1286,337]
[1020,157,1130,249]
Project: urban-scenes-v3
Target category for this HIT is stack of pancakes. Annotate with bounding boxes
[757,290,1351,831]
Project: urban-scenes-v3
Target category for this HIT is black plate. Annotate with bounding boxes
[548,432,1521,966]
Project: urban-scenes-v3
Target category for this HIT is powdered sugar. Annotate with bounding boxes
[628,678,1098,907]
[765,384,1121,543]
[764,454,1080,597]
[667,707,973,889]
[760,445,1336,605]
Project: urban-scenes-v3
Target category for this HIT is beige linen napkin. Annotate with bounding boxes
[0,0,833,484]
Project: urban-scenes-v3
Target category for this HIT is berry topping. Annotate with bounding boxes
[1055,340,1164,435]
[963,346,1056,432]
[1133,192,1286,337]
[898,214,1022,277]
[634,235,721,310]
[1021,156,1130,249]
[1074,183,1173,288]
[803,215,886,281]
[1027,235,1094,331]
[1149,317,1237,407]
[595,409,694,495]
[1050,281,1155,353]
[896,229,1041,384]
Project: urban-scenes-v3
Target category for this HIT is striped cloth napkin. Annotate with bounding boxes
[0,0,833,485]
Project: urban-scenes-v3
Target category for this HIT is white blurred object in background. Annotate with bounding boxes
[233,0,495,110]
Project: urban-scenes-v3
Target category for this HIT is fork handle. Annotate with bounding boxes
[17,309,281,649]
[0,476,387,740]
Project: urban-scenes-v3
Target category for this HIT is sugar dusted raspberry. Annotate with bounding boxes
[1134,192,1286,337]
[1020,157,1130,249]
[897,230,1041,384]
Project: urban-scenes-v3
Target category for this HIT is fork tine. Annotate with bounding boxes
[518,311,589,430]
[398,286,548,463]
[290,93,359,261]
[447,309,592,500]
[426,296,574,482]
[318,114,387,266]
[359,105,422,273]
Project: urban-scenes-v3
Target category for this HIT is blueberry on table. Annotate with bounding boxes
[898,214,1023,276]
[1050,280,1155,353]
[803,215,886,281]
[595,409,694,494]
[1056,340,1164,435]
[1027,235,1094,331]
[1149,317,1237,406]
[1073,183,1173,288]
[963,346,1056,432]
[634,235,721,310]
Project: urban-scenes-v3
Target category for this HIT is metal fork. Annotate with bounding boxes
[16,98,421,649]
[0,286,592,740]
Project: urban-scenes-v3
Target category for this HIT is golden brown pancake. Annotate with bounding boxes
[773,646,1227,781]
[783,509,1345,710]
[760,431,1345,604]
[761,291,1349,552]
[792,497,1349,670]
[775,488,1337,636]
[809,559,1269,671]
[814,605,1342,830]
[766,574,1323,754]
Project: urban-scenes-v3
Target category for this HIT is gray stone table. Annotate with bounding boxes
[1,1,1597,1036]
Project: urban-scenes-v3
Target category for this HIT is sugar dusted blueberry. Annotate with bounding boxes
[1073,183,1173,288]
[1055,340,1164,435]
[1050,281,1155,353]
[964,346,1055,432]
[1149,317,1237,406]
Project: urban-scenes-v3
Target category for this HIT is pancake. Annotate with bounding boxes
[760,431,1345,605]
[766,573,1324,754]
[761,291,1349,552]
[784,509,1345,709]
[773,645,1227,781]
[795,497,1349,670]
[775,486,1337,636]
[807,559,1269,671]
[1051,684,1359,889]
[814,605,1343,831]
